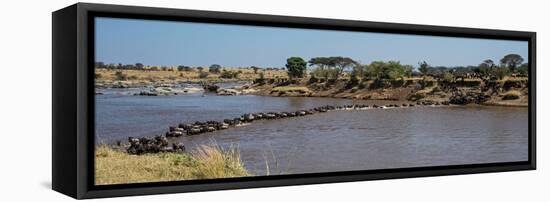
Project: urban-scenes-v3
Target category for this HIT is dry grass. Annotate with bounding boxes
[403,77,424,81]
[95,68,288,83]
[272,86,310,92]
[95,144,249,185]
[462,78,483,82]
[502,90,522,100]
[503,76,528,81]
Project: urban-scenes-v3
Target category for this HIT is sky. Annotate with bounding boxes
[95,17,528,68]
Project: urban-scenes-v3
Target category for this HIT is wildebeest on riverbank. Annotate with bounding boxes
[126,135,185,155]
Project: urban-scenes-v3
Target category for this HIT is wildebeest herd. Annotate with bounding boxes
[126,135,186,155]
[125,101,450,155]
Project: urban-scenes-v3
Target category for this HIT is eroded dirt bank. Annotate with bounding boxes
[247,78,528,107]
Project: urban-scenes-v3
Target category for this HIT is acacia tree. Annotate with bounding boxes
[418,61,429,76]
[177,65,191,71]
[481,59,495,69]
[251,66,260,74]
[500,54,524,72]
[476,59,496,78]
[309,57,332,80]
[308,57,357,80]
[332,57,358,80]
[135,63,144,70]
[209,64,222,74]
[285,57,307,79]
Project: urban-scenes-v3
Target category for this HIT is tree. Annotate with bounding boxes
[500,54,524,72]
[286,57,307,78]
[365,61,386,80]
[95,62,105,69]
[331,57,358,80]
[135,63,144,70]
[386,61,405,80]
[474,65,490,78]
[220,70,239,79]
[492,67,510,80]
[418,61,429,76]
[480,59,495,69]
[308,56,357,80]
[178,65,192,71]
[476,60,496,78]
[196,67,204,72]
[251,66,260,74]
[309,57,332,80]
[364,61,407,80]
[209,64,222,73]
[517,63,529,75]
[346,70,360,88]
[403,65,413,78]
[352,64,366,79]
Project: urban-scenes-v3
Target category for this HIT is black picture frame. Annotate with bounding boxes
[52,2,536,199]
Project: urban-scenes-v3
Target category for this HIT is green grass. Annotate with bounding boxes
[95,144,249,185]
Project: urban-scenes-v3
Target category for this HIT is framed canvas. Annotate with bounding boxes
[52,3,536,199]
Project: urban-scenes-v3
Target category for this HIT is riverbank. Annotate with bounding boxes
[94,68,528,108]
[95,144,249,185]
[248,77,528,107]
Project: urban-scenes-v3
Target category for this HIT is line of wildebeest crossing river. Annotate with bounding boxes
[125,100,451,155]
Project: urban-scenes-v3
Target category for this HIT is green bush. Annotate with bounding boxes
[220,71,239,79]
[308,73,319,84]
[364,61,407,80]
[492,67,510,80]
[443,71,454,82]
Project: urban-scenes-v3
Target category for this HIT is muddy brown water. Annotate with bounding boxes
[96,88,528,175]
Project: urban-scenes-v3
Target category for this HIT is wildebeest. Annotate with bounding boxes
[126,135,172,155]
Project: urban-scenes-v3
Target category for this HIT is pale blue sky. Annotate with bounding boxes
[95,17,528,68]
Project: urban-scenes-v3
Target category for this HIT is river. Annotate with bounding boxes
[95,88,529,175]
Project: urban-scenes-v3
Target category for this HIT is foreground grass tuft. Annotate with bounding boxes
[95,145,249,185]
[502,90,522,100]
